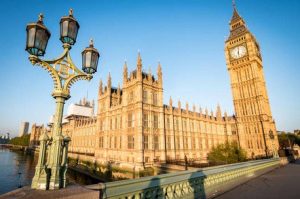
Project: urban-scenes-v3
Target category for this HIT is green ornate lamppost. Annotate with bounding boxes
[269,130,278,158]
[25,9,100,190]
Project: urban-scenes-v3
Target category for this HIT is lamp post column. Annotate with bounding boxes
[48,95,67,189]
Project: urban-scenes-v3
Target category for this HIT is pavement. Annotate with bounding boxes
[215,159,300,199]
[0,184,99,199]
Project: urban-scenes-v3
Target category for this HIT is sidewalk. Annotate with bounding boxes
[0,184,99,199]
[216,159,300,199]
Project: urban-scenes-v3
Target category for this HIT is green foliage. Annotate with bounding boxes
[278,132,300,149]
[139,167,154,177]
[9,134,30,146]
[207,141,247,164]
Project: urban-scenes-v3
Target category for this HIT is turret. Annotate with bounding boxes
[169,96,173,107]
[137,52,142,79]
[216,104,222,120]
[107,72,111,90]
[117,83,121,104]
[123,61,128,83]
[99,79,103,95]
[148,67,152,81]
[186,102,189,111]
[157,62,162,86]
[92,100,95,115]
[224,110,228,121]
[107,73,112,107]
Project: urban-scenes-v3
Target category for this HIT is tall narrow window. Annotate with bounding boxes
[167,136,172,149]
[154,135,159,150]
[143,90,148,103]
[109,136,112,148]
[99,137,103,148]
[176,136,180,149]
[144,135,149,150]
[128,113,133,128]
[143,113,148,128]
[120,116,122,128]
[128,91,134,103]
[153,93,158,105]
[167,117,170,129]
[191,138,195,150]
[100,120,104,131]
[114,136,117,148]
[154,114,159,129]
[128,135,134,149]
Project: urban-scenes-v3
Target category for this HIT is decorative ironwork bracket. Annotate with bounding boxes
[29,45,92,99]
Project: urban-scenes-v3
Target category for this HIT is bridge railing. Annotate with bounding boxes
[86,158,280,199]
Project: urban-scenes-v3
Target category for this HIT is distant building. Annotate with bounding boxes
[0,133,10,144]
[67,97,95,118]
[48,97,95,125]
[19,122,29,137]
[29,124,45,147]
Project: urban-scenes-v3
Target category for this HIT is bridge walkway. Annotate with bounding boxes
[216,159,300,199]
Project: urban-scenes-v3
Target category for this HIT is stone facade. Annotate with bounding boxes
[30,6,279,169]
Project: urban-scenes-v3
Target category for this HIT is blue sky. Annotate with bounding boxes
[0,0,299,137]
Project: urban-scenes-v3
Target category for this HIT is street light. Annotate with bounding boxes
[59,9,79,45]
[25,14,50,56]
[269,130,278,158]
[26,9,100,190]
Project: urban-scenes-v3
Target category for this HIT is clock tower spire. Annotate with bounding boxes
[225,2,279,158]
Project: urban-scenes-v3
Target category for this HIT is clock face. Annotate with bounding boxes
[230,45,247,59]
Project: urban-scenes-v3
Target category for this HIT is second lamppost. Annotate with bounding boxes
[25,9,100,190]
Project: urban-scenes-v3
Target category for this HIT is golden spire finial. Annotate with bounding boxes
[232,0,236,9]
[69,8,73,16]
[89,38,94,47]
[38,13,44,23]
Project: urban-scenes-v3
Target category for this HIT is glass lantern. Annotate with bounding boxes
[60,9,80,45]
[26,14,51,56]
[82,39,100,74]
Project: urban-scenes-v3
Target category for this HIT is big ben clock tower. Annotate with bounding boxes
[225,3,279,157]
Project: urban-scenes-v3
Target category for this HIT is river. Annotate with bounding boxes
[0,145,101,195]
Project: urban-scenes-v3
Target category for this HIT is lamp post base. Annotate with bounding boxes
[31,167,50,190]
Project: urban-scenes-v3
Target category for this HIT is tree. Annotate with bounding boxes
[9,134,30,146]
[278,132,300,149]
[207,141,247,164]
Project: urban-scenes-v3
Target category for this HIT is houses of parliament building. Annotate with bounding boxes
[30,5,279,169]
